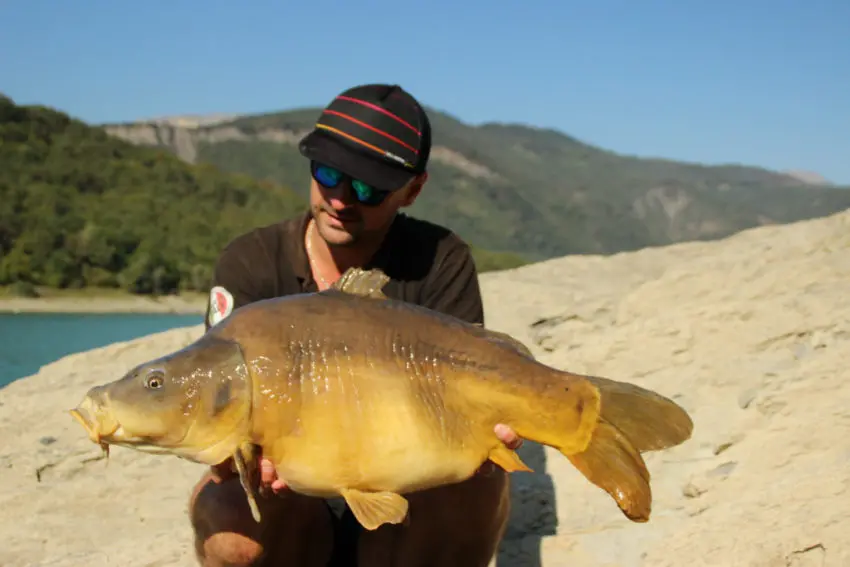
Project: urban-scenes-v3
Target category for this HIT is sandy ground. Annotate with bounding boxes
[1,208,848,567]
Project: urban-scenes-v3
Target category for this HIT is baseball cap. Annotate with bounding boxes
[298,84,432,192]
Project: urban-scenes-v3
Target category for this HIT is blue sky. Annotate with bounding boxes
[2,0,848,184]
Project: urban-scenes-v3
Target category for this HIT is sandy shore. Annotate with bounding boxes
[1,208,848,567]
[0,294,206,314]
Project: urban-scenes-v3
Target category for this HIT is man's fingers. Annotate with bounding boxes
[472,424,524,476]
[260,458,276,485]
[259,457,289,494]
[494,423,523,450]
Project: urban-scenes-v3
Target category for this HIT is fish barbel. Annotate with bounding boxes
[69,267,694,530]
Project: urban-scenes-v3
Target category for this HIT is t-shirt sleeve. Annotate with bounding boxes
[204,237,267,330]
[419,238,485,326]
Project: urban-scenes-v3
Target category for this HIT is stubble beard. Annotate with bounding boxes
[312,206,362,248]
[311,204,398,253]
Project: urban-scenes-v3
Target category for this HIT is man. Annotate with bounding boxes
[190,84,521,567]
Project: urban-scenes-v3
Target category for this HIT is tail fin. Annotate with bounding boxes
[466,326,694,522]
[565,417,652,522]
[562,374,693,522]
[585,375,693,452]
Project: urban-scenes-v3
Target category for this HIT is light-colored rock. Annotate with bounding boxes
[103,121,501,179]
[1,209,848,567]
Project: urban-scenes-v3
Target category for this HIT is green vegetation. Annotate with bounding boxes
[130,106,850,262]
[0,95,305,294]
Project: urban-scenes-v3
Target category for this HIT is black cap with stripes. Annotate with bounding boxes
[298,84,432,192]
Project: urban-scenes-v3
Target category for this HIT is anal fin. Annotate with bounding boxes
[232,443,262,523]
[339,488,409,530]
[565,417,652,523]
[488,443,534,473]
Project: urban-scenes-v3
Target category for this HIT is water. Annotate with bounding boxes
[0,312,204,388]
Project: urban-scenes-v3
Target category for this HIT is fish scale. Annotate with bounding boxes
[396,336,453,446]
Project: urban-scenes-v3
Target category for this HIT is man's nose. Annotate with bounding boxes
[324,180,357,208]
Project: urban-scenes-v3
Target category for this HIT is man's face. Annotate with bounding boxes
[309,162,425,247]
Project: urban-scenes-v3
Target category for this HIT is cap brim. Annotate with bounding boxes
[299,130,416,192]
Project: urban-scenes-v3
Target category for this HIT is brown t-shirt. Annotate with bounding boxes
[204,210,485,330]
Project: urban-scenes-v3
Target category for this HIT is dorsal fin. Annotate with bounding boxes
[330,267,390,299]
[330,268,535,360]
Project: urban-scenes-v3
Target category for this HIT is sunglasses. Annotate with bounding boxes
[310,161,393,206]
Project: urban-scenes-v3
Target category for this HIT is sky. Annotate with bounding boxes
[2,0,849,184]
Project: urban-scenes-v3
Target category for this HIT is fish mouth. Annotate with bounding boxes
[69,400,180,457]
[69,397,120,445]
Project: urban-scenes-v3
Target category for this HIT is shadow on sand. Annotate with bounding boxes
[494,441,556,567]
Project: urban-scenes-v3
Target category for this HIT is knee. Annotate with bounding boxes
[189,472,266,566]
[196,531,265,567]
[189,471,254,527]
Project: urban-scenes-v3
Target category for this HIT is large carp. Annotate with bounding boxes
[70,267,693,531]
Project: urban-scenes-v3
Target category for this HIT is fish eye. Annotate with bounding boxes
[145,370,165,390]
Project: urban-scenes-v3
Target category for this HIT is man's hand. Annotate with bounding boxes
[207,453,290,495]
[260,456,288,493]
[476,423,523,477]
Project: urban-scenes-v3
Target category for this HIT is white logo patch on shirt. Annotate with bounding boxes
[208,286,234,327]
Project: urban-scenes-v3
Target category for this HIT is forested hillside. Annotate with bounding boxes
[0,95,304,294]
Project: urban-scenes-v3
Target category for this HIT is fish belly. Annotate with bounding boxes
[271,386,487,498]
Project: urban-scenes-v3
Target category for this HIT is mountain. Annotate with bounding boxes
[782,169,833,186]
[0,95,305,294]
[101,106,850,262]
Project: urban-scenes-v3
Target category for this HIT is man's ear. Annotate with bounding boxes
[399,172,427,207]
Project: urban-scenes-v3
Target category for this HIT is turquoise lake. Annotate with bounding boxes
[0,312,204,389]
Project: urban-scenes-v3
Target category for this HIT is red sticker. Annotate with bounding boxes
[208,286,234,326]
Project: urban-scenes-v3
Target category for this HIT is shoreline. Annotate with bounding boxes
[0,294,206,315]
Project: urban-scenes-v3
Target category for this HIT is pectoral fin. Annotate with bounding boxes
[565,417,652,523]
[331,267,390,299]
[339,488,409,530]
[488,443,534,473]
[232,444,262,523]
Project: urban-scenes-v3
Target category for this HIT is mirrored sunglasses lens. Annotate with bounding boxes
[315,164,343,187]
[352,180,388,205]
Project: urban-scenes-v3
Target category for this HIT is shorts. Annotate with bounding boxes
[326,501,362,567]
